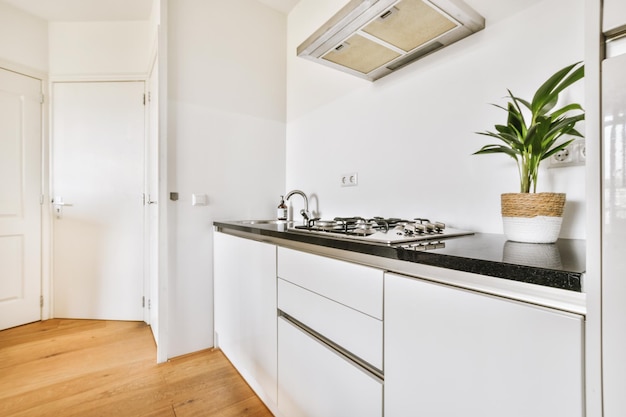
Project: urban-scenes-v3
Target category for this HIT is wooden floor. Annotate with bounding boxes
[0,319,274,417]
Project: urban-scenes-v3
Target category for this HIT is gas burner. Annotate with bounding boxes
[353,220,375,235]
[352,218,389,235]
[292,216,473,245]
[314,219,340,231]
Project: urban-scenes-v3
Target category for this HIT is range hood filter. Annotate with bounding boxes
[297,0,485,81]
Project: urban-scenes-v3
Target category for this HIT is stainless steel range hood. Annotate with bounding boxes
[297,0,485,81]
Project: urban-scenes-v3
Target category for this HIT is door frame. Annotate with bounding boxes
[155,3,170,363]
[145,53,159,330]
[145,23,168,362]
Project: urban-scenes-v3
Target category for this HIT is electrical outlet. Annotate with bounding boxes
[549,139,586,168]
[341,172,358,187]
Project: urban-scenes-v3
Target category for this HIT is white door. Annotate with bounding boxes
[52,81,145,321]
[0,68,42,330]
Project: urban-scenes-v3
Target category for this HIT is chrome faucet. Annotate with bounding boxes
[285,189,310,224]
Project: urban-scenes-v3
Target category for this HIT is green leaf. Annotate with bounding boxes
[550,103,584,119]
[531,62,583,116]
[542,138,575,160]
[473,144,520,160]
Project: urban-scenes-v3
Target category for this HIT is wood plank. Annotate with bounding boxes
[0,319,274,417]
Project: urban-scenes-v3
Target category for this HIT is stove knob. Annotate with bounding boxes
[414,223,426,234]
[434,222,445,231]
[424,223,436,233]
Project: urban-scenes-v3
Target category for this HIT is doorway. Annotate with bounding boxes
[51,81,145,320]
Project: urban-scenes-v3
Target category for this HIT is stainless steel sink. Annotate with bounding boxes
[236,220,293,225]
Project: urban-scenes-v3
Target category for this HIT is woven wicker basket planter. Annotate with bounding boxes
[501,193,566,243]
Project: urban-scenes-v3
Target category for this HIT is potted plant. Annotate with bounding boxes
[474,62,585,243]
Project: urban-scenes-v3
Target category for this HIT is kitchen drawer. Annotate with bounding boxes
[277,247,383,319]
[278,278,383,370]
[277,317,383,417]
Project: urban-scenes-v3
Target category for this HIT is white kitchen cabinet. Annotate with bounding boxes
[277,317,383,417]
[213,232,278,409]
[385,272,584,417]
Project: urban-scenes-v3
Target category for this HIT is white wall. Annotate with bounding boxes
[286,0,586,239]
[0,2,48,73]
[167,0,287,357]
[49,21,152,77]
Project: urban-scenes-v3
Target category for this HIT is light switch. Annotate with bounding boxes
[192,193,208,206]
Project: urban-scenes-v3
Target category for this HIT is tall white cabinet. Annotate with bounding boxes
[213,232,278,409]
[601,3,626,414]
[385,272,585,417]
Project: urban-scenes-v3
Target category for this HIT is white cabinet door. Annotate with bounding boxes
[385,272,584,417]
[213,232,277,407]
[277,317,383,417]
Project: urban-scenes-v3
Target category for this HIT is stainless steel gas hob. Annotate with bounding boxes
[287,217,473,247]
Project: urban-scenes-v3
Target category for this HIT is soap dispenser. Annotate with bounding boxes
[277,195,287,221]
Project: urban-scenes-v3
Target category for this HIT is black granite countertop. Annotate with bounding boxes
[213,220,586,293]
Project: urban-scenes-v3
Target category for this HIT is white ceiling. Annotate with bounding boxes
[1,0,300,21]
[256,0,300,14]
[1,0,154,21]
[1,0,542,33]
